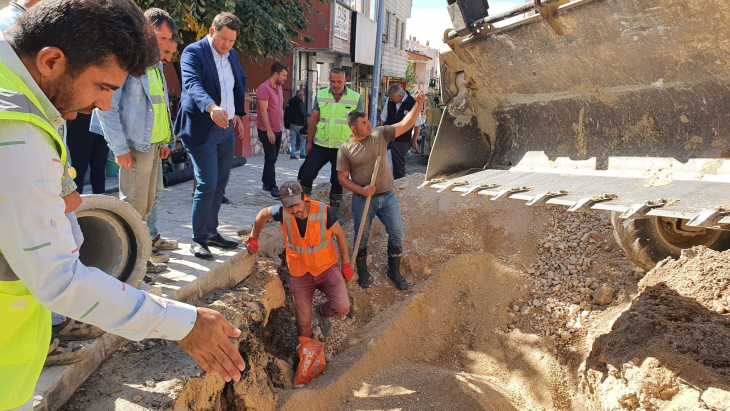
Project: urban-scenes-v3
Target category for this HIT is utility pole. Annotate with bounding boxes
[369,0,386,126]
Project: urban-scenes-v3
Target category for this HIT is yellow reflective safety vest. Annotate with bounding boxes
[313,87,360,149]
[0,60,65,410]
[147,66,172,145]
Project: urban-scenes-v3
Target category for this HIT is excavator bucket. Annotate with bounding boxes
[427,0,730,230]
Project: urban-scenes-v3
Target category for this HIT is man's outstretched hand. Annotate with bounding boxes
[413,90,426,105]
[178,307,246,382]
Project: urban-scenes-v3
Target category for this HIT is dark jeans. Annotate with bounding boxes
[298,143,343,194]
[352,190,404,251]
[67,114,108,194]
[257,128,282,188]
[186,121,235,244]
[388,141,410,180]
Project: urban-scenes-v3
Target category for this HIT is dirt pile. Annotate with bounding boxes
[280,253,571,411]
[61,263,288,411]
[582,247,730,411]
[61,173,730,411]
[275,175,640,410]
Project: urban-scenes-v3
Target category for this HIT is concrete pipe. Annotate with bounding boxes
[74,195,150,288]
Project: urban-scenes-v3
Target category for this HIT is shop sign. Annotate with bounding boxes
[334,3,350,41]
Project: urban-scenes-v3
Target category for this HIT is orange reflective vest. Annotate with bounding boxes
[281,199,339,277]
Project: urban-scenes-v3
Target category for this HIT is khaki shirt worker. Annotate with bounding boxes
[336,126,397,195]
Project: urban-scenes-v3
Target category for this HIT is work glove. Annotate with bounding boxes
[245,237,259,254]
[341,263,354,282]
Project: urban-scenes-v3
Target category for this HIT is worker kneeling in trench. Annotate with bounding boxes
[246,182,353,341]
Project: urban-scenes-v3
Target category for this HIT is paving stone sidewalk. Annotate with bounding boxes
[148,154,331,297]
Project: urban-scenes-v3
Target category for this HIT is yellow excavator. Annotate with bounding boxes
[424,0,730,270]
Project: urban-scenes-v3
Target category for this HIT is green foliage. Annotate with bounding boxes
[136,0,326,60]
[405,61,417,91]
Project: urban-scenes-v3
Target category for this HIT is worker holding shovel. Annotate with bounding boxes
[337,89,427,290]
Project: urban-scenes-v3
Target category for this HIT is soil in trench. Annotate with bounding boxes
[62,173,730,411]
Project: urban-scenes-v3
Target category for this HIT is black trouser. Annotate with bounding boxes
[388,141,410,180]
[298,143,343,194]
[257,129,282,189]
[67,133,109,194]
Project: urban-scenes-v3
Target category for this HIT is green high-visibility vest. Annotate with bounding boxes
[0,60,64,410]
[147,67,172,145]
[313,87,361,149]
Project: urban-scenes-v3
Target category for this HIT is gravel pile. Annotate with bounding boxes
[511,208,635,356]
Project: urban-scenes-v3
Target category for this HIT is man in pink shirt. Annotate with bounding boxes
[256,62,288,199]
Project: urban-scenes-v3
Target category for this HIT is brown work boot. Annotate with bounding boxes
[150,247,170,264]
[45,338,90,366]
[146,260,168,274]
[52,318,104,341]
[152,234,179,251]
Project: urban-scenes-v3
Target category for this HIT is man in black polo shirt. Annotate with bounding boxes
[379,83,424,180]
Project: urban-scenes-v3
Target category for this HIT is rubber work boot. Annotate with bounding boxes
[387,247,409,290]
[302,186,312,195]
[356,248,370,289]
[329,193,346,225]
[316,303,333,337]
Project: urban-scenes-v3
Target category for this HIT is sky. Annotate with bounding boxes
[407,0,524,49]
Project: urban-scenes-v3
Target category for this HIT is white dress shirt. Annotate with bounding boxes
[0,32,197,342]
[207,35,236,120]
[380,93,425,127]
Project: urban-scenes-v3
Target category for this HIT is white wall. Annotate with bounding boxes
[381,0,411,78]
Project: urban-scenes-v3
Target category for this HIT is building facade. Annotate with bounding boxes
[406,37,440,92]
[381,0,411,79]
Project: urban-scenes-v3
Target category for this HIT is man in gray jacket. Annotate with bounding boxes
[93,8,179,277]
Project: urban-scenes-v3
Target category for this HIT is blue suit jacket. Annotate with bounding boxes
[174,38,247,147]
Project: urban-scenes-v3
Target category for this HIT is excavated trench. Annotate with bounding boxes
[62,175,730,411]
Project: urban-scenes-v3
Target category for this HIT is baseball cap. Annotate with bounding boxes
[280,182,304,207]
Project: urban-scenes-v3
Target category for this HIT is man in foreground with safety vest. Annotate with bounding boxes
[246,181,353,339]
[92,8,181,280]
[299,68,364,222]
[0,2,245,410]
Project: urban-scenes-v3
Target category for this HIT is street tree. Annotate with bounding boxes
[137,0,324,60]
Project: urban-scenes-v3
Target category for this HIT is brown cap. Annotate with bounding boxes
[280,182,304,207]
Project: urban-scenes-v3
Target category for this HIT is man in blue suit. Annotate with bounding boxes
[175,13,247,260]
